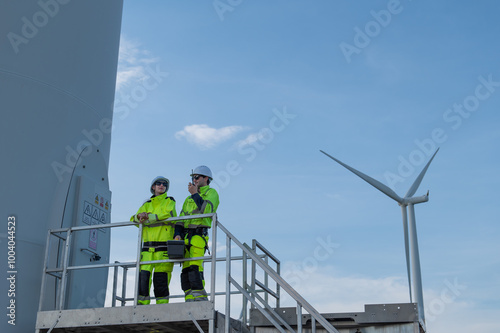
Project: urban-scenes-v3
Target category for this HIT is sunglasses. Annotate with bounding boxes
[154,181,168,186]
[192,175,204,180]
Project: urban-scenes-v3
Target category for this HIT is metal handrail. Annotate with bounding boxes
[252,239,281,308]
[217,221,340,333]
[39,214,266,311]
[39,214,338,333]
[38,214,219,312]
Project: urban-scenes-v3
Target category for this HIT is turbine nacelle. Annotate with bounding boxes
[401,191,429,205]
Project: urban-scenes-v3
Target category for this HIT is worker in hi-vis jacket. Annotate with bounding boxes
[131,176,177,305]
[174,165,219,301]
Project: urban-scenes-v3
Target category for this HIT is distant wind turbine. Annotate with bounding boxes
[320,148,439,327]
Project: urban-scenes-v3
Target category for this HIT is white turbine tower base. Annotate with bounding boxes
[320,148,439,328]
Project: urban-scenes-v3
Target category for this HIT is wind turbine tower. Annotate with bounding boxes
[320,148,440,328]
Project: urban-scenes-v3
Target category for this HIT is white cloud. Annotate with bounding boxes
[175,124,245,150]
[232,127,278,151]
[115,35,160,92]
[233,132,260,150]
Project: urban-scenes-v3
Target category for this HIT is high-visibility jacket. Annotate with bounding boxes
[130,192,177,242]
[179,185,219,229]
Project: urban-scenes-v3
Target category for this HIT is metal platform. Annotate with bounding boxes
[250,303,425,333]
[36,301,249,333]
[36,302,424,333]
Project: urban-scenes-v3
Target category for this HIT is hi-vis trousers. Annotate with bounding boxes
[181,234,208,302]
[138,249,173,305]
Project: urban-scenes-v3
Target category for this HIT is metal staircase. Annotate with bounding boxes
[36,214,423,333]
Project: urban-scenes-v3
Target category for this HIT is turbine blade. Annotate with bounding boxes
[405,148,440,198]
[401,205,413,303]
[320,150,403,203]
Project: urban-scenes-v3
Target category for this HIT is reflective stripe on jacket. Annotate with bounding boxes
[179,186,219,229]
[130,192,177,242]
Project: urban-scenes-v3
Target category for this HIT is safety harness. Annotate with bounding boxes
[185,227,210,255]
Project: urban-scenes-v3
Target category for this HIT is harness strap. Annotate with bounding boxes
[185,228,210,255]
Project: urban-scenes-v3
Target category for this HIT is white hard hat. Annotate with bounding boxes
[150,176,170,194]
[190,165,213,180]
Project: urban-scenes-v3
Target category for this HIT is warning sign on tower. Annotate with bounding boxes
[77,176,111,236]
[98,211,107,233]
[92,207,99,219]
[83,201,91,216]
[89,229,98,250]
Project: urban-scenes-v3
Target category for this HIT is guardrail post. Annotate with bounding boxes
[276,259,281,309]
[264,255,269,304]
[121,265,128,306]
[133,223,143,306]
[38,230,53,312]
[297,304,303,333]
[225,233,231,333]
[211,216,217,304]
[112,261,119,307]
[242,250,248,325]
[58,229,72,310]
[251,239,256,312]
[210,215,218,333]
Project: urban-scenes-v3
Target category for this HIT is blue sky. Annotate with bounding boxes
[107,1,500,332]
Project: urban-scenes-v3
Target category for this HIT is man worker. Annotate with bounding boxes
[131,176,177,305]
[174,165,219,302]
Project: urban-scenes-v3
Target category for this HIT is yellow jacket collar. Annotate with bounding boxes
[199,185,210,195]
